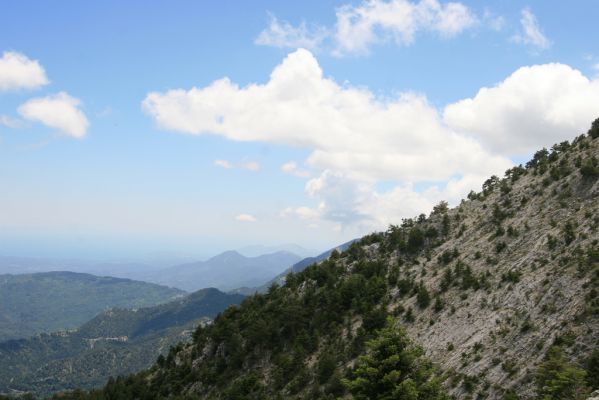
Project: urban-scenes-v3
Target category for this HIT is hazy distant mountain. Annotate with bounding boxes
[0,288,244,397]
[0,255,172,279]
[236,243,316,258]
[0,271,184,342]
[230,239,357,295]
[144,250,302,292]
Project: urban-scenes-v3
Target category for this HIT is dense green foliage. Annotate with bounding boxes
[0,289,243,397]
[588,117,599,139]
[0,271,184,342]
[343,318,448,400]
[536,347,589,400]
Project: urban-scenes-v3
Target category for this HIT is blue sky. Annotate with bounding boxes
[1,1,598,261]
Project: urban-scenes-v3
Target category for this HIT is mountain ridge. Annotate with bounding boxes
[143,250,302,292]
[0,271,184,342]
[0,288,244,397]
[230,239,358,296]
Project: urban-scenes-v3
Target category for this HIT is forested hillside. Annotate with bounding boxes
[44,121,599,399]
[0,272,184,342]
[0,288,244,397]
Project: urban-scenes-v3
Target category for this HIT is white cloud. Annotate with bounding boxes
[18,92,89,138]
[281,161,310,178]
[511,8,551,50]
[281,205,321,220]
[333,0,477,55]
[214,159,259,171]
[143,49,509,186]
[300,169,497,231]
[483,10,505,32]
[214,159,233,169]
[256,1,477,56]
[241,161,260,171]
[142,49,599,230]
[255,15,328,51]
[0,51,49,91]
[444,63,599,155]
[143,48,515,229]
[0,115,24,129]
[236,214,257,222]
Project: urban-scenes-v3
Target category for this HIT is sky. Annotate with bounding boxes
[1,0,598,261]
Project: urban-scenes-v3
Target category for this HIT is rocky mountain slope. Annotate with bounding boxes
[0,288,244,397]
[45,121,599,399]
[0,271,184,342]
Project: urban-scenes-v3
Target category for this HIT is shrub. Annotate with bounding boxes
[434,296,445,313]
[563,221,576,245]
[588,118,599,139]
[580,163,599,179]
[496,241,507,253]
[502,270,521,284]
[407,227,425,253]
[343,319,449,400]
[317,352,338,384]
[536,346,589,400]
[417,283,431,309]
[585,349,599,389]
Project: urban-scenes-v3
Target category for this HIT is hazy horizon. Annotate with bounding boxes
[2,1,599,262]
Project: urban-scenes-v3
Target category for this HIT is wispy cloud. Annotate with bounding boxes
[483,9,505,32]
[281,161,310,178]
[235,214,257,222]
[0,115,25,129]
[256,0,479,56]
[214,159,233,169]
[511,8,551,50]
[255,14,328,51]
[214,159,260,171]
[280,205,320,220]
[240,161,260,171]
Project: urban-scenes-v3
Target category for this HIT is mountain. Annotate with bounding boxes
[0,271,184,342]
[0,256,166,277]
[236,244,316,258]
[231,239,357,295]
[143,250,302,292]
[51,122,599,399]
[0,288,244,397]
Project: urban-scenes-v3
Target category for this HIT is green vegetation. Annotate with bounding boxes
[588,117,599,139]
[536,347,589,400]
[343,318,448,400]
[6,120,598,400]
[0,271,184,342]
[0,288,243,397]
